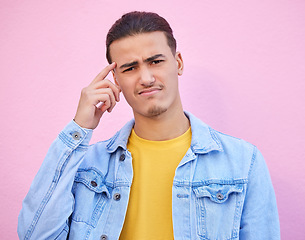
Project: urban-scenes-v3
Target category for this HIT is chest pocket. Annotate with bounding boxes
[193,183,244,240]
[71,169,111,227]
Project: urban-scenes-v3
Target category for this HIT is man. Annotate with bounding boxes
[18,11,280,239]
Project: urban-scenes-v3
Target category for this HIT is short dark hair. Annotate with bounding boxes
[106,11,177,63]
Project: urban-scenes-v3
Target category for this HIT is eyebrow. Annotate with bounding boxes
[144,54,165,63]
[119,54,166,69]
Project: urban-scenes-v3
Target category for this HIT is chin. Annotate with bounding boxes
[147,106,167,117]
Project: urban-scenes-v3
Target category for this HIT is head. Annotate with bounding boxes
[106,12,184,119]
[106,11,177,64]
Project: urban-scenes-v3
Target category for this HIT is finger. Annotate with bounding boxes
[93,88,116,111]
[92,79,121,102]
[98,96,116,113]
[98,88,116,108]
[101,102,110,113]
[92,62,116,84]
[100,98,111,113]
[94,95,111,113]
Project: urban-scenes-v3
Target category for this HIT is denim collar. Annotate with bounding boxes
[105,111,223,154]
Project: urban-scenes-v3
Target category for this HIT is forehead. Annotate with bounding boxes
[109,31,171,63]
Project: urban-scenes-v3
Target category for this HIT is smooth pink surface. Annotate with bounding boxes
[1,1,304,239]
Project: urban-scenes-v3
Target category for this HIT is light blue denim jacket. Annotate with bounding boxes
[18,112,280,240]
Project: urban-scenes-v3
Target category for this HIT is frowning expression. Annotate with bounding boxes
[110,31,183,118]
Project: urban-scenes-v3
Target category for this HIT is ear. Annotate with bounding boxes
[175,52,184,76]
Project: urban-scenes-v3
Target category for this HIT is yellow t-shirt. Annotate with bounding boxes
[119,128,192,240]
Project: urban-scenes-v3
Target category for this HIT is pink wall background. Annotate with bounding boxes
[1,0,304,239]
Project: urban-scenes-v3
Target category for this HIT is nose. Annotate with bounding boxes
[139,66,155,87]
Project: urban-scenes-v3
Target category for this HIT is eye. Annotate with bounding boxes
[122,67,135,73]
[151,60,163,65]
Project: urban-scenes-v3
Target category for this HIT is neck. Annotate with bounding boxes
[133,106,190,141]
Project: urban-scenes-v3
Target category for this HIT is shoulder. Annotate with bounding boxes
[213,129,256,157]
[187,112,259,180]
[187,111,256,156]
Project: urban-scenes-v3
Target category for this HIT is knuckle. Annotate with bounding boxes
[105,87,113,94]
[102,94,111,103]
[102,88,114,97]
[104,100,111,107]
[81,87,89,95]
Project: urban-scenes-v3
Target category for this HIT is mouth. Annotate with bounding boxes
[138,87,163,96]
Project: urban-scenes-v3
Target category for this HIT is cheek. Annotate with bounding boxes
[119,82,135,99]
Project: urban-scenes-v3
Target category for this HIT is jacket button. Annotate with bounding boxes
[91,181,97,187]
[216,192,224,200]
[113,193,121,201]
[72,132,81,140]
[100,235,108,240]
[119,154,125,161]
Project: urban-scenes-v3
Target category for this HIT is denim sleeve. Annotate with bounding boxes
[239,147,280,239]
[17,120,93,240]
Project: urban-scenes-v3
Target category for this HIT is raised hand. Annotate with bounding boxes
[74,62,121,129]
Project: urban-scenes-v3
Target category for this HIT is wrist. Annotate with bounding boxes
[73,118,94,130]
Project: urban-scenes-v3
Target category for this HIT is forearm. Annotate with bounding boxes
[18,120,93,240]
[239,148,280,239]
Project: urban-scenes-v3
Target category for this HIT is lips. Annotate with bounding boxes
[138,86,163,96]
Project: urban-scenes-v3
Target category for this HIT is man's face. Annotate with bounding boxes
[110,31,184,119]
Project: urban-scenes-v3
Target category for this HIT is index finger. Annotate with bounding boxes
[92,62,116,84]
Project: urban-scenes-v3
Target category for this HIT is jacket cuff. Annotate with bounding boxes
[58,120,93,149]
